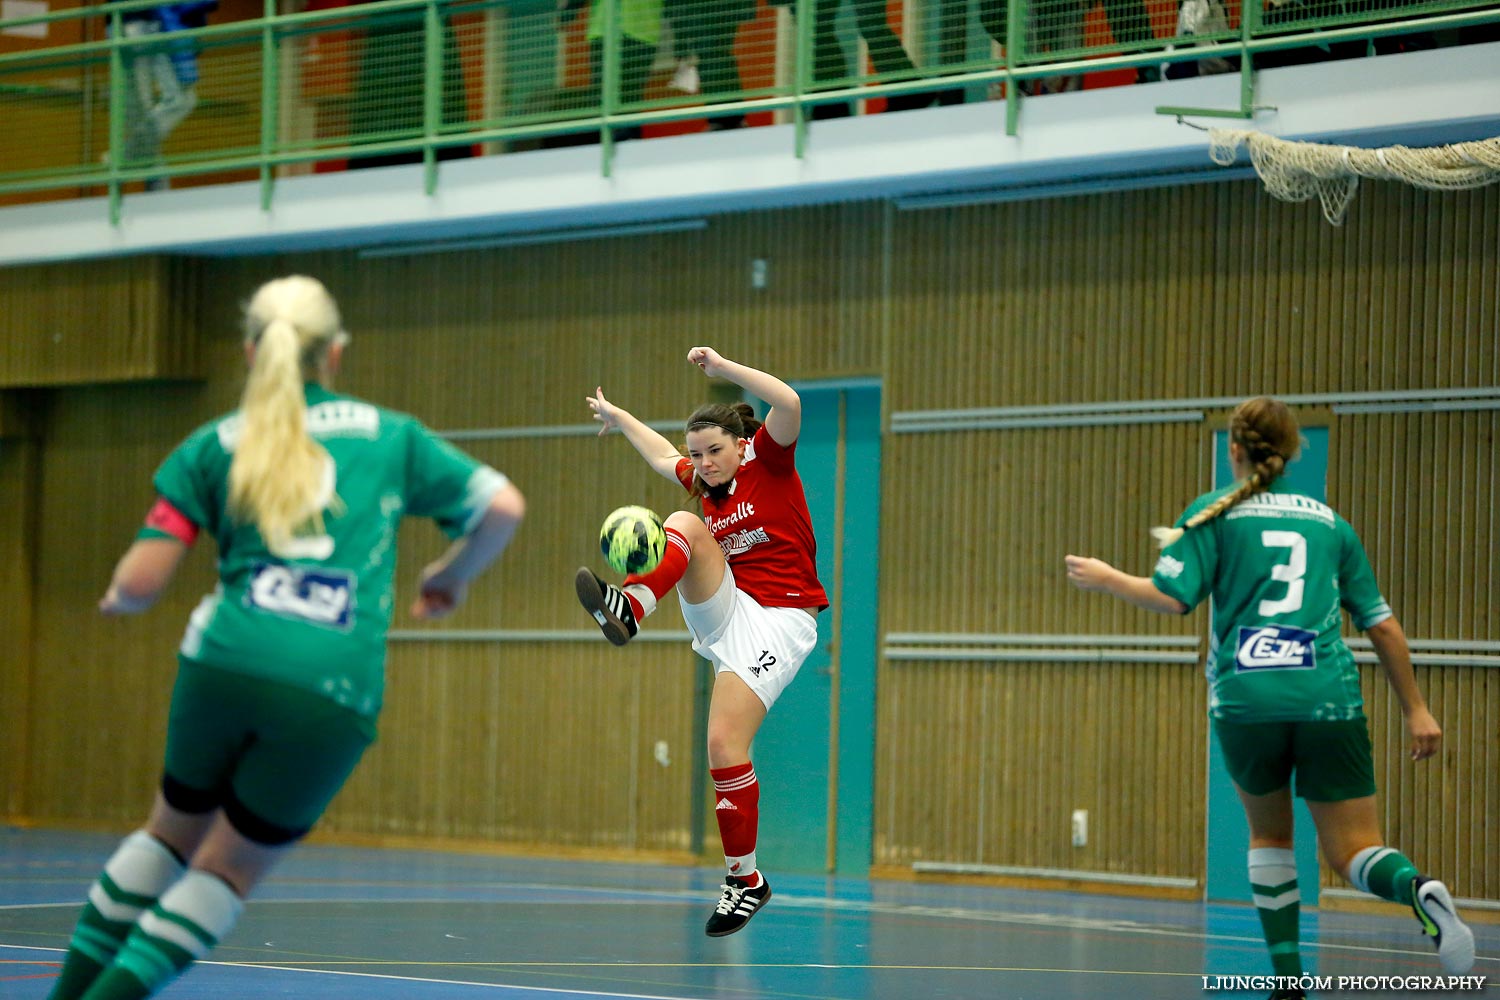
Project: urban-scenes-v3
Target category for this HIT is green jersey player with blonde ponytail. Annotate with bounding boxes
[48,275,525,1000]
[1065,396,1473,1000]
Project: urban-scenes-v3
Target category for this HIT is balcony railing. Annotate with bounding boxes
[1,0,1495,221]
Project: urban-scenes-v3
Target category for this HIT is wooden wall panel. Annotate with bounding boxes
[875,421,1211,877]
[1361,663,1500,902]
[1325,411,1500,900]
[877,658,1207,878]
[881,423,1209,637]
[197,207,884,433]
[0,431,41,817]
[0,256,201,386]
[1332,412,1500,637]
[25,380,228,827]
[889,183,1499,410]
[323,640,700,852]
[890,187,1223,410]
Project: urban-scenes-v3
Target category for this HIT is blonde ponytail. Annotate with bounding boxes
[229,276,344,557]
[1150,526,1185,549]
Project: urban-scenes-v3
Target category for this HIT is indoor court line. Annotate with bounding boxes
[0,946,1212,992]
[4,831,1494,1000]
[6,890,1497,966]
[88,891,1500,966]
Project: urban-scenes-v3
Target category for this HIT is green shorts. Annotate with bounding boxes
[163,657,376,844]
[1212,717,1377,802]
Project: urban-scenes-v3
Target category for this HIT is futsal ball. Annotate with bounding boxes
[599,505,667,576]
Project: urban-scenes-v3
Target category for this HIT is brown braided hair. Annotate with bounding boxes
[1151,396,1302,548]
[683,402,762,499]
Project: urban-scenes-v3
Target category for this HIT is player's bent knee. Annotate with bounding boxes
[706,731,751,767]
[665,510,709,541]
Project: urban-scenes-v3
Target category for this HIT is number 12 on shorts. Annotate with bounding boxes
[750,650,776,676]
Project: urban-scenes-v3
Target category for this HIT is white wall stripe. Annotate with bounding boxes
[891,386,1500,426]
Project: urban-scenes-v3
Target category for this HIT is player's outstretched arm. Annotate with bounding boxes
[100,538,189,614]
[411,482,526,619]
[687,347,801,447]
[588,386,684,482]
[1064,554,1188,615]
[1366,616,1441,761]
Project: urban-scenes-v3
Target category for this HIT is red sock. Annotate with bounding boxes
[711,762,759,879]
[622,526,690,620]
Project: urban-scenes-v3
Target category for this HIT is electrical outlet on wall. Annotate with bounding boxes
[750,258,768,290]
[1071,809,1088,848]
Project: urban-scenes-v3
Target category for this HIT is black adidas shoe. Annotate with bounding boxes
[705,874,771,937]
[575,568,638,646]
[1412,875,1475,974]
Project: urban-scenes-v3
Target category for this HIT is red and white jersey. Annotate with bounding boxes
[675,426,829,611]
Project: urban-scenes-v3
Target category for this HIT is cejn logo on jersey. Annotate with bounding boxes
[246,562,355,631]
[1235,625,1316,670]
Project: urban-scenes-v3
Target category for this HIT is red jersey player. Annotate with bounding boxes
[576,346,828,937]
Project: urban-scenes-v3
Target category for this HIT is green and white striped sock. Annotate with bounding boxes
[1346,846,1419,905]
[78,869,244,1000]
[1249,847,1302,978]
[48,832,184,1000]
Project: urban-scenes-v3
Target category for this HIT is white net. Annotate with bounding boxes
[1209,128,1500,225]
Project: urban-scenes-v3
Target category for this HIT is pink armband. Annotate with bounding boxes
[145,496,200,546]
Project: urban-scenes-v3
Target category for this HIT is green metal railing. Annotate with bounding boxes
[0,0,1495,221]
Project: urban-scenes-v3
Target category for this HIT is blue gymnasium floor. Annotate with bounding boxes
[1,828,1494,999]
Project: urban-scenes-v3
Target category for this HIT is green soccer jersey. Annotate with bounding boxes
[1149,480,1392,723]
[140,383,507,720]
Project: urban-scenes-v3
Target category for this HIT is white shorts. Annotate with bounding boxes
[679,565,818,711]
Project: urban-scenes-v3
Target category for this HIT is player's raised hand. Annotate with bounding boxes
[687,347,727,378]
[587,386,623,436]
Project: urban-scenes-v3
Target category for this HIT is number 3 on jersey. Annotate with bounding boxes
[1258,530,1306,615]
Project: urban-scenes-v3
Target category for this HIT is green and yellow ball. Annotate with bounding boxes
[599,505,667,576]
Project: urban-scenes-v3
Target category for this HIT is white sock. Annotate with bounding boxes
[1248,846,1298,909]
[623,582,656,619]
[88,831,185,923]
[118,870,245,992]
[138,870,245,961]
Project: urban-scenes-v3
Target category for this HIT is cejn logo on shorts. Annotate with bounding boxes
[246,562,355,631]
[1235,625,1316,671]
